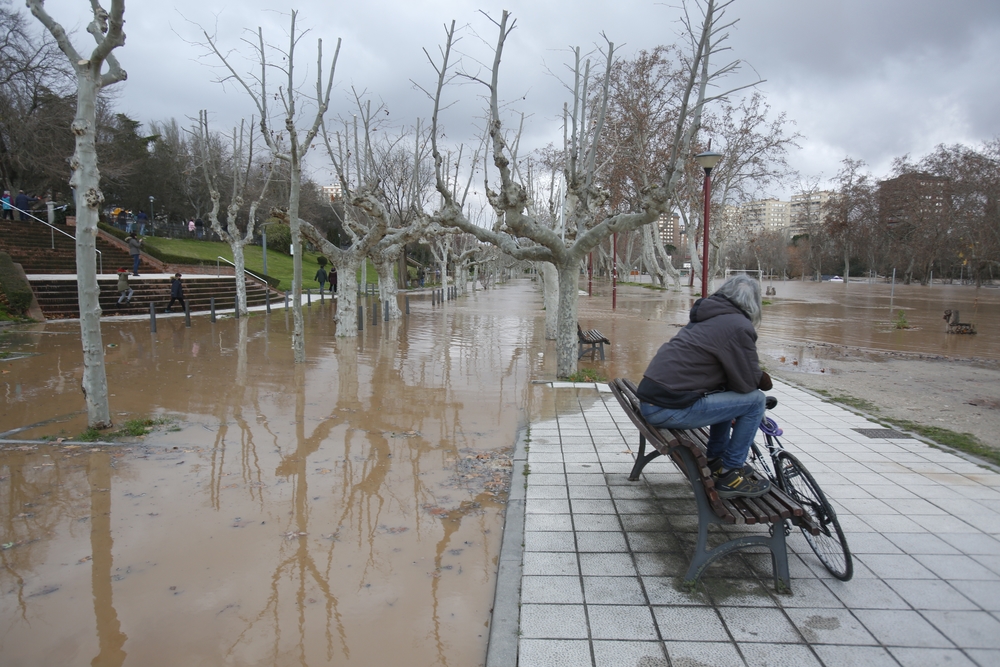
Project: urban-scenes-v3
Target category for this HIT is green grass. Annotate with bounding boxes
[142,238,381,291]
[566,368,608,383]
[77,417,171,442]
[618,281,668,291]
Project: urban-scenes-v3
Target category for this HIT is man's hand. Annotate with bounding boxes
[758,371,773,391]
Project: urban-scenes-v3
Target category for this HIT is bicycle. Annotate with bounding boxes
[747,396,854,581]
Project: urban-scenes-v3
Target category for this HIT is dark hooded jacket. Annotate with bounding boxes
[636,294,763,409]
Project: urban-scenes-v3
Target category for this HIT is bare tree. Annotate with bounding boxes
[26,0,126,428]
[197,111,273,314]
[202,11,341,362]
[424,2,739,377]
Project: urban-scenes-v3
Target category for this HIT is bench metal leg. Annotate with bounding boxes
[598,342,605,361]
[628,433,662,481]
[680,455,792,592]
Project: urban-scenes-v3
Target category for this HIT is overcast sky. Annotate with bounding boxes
[35,0,1000,200]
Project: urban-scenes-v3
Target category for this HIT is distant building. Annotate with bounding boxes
[741,198,790,234]
[657,212,685,251]
[877,172,949,229]
[321,182,343,202]
[788,190,831,236]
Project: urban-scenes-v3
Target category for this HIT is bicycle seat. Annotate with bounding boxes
[765,396,778,410]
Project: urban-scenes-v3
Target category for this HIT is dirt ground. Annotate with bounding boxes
[760,344,1000,454]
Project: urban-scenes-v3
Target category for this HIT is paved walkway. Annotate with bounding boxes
[489,380,1000,667]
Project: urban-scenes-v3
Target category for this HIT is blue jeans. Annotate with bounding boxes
[132,254,141,275]
[640,390,766,469]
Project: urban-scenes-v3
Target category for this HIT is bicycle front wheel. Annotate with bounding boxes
[776,451,853,581]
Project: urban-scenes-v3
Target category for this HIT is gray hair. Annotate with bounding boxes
[714,274,762,328]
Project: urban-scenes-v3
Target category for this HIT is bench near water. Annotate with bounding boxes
[577,324,610,360]
[609,377,819,591]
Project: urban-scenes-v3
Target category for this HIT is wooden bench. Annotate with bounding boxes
[609,378,819,591]
[577,324,610,360]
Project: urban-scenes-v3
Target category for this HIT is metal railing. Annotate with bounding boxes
[7,204,102,274]
[216,256,269,286]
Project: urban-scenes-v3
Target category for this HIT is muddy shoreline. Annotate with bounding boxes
[761,344,1000,453]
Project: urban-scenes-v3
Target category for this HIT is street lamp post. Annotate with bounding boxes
[695,150,722,297]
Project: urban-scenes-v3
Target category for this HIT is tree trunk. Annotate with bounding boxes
[538,261,558,340]
[374,257,402,319]
[233,242,248,315]
[556,262,580,378]
[73,75,111,429]
[289,165,305,362]
[335,255,361,337]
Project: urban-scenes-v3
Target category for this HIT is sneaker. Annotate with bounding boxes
[714,464,770,499]
[707,457,724,476]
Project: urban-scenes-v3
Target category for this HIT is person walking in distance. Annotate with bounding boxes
[314,262,328,295]
[127,232,143,276]
[116,268,134,305]
[166,273,185,312]
[1,191,12,220]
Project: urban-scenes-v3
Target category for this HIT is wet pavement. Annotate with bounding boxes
[498,380,1000,667]
[2,277,999,666]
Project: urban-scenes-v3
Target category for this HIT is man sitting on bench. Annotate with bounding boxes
[636,274,773,499]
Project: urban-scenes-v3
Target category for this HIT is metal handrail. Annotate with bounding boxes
[8,204,102,274]
[216,256,269,286]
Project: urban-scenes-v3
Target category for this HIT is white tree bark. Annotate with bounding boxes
[203,12,340,362]
[28,0,126,429]
[537,261,559,340]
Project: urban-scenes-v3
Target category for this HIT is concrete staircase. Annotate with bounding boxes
[0,218,150,274]
[29,275,282,319]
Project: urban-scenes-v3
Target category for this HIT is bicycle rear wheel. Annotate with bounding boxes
[776,451,853,581]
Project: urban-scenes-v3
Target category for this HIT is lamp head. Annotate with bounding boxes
[695,151,723,173]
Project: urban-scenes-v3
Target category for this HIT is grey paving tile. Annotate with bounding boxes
[853,609,953,648]
[576,531,629,553]
[642,576,711,605]
[922,610,1000,649]
[626,531,681,553]
[885,532,962,555]
[856,553,938,580]
[607,484,655,499]
[861,514,929,533]
[885,579,979,611]
[579,552,637,577]
[568,485,612,499]
[972,554,1000,577]
[949,580,1000,612]
[824,579,910,609]
[784,608,877,645]
[775,579,845,608]
[572,514,622,532]
[619,512,672,533]
[738,642,823,667]
[938,532,1000,555]
[718,606,803,643]
[518,639,593,667]
[613,498,665,514]
[634,551,690,577]
[524,531,577,552]
[812,645,900,667]
[583,575,646,605]
[565,473,609,486]
[524,513,574,532]
[914,555,1000,581]
[527,498,572,514]
[592,641,667,667]
[520,604,589,639]
[843,531,905,554]
[526,485,569,499]
[563,452,601,463]
[526,462,566,474]
[521,576,585,604]
[966,649,1000,667]
[523,552,580,576]
[588,604,658,640]
[654,606,730,641]
[704,578,778,608]
[888,647,979,667]
[664,641,744,667]
[526,473,568,486]
[566,462,602,474]
[571,499,618,514]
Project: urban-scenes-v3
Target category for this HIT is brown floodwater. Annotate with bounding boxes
[2,277,999,666]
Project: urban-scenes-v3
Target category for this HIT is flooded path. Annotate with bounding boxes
[2,277,999,666]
